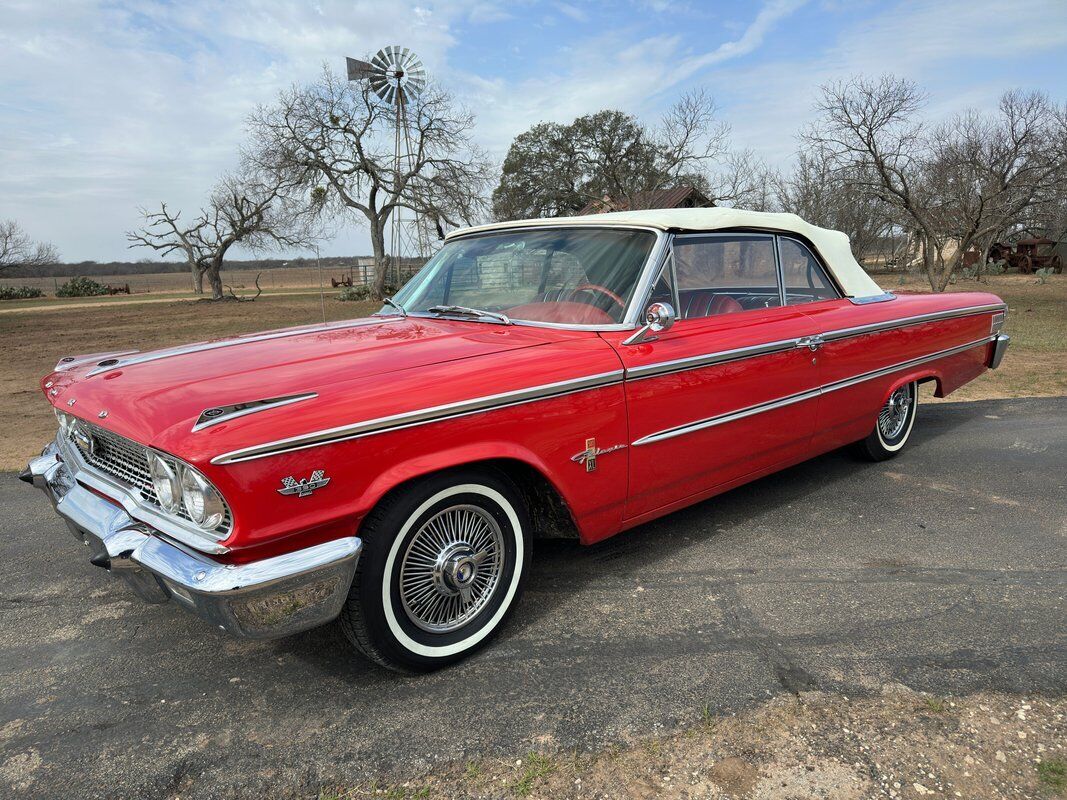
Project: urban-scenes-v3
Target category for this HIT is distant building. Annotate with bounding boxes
[577,185,713,216]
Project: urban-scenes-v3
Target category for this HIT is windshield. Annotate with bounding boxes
[390,227,657,325]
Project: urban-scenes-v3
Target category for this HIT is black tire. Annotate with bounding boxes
[340,467,531,672]
[854,381,918,462]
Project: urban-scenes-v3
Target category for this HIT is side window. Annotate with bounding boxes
[778,237,839,304]
[673,235,780,319]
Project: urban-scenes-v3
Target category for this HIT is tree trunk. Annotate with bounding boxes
[192,266,204,294]
[370,218,388,300]
[205,258,224,300]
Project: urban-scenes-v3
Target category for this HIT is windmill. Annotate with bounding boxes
[346,47,430,286]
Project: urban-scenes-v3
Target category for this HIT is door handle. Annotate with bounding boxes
[797,335,824,351]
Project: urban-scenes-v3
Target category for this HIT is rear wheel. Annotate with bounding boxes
[340,468,531,672]
[854,381,918,461]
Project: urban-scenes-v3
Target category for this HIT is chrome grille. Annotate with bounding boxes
[67,420,232,535]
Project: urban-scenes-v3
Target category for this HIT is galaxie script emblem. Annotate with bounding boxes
[570,438,626,473]
[277,470,331,498]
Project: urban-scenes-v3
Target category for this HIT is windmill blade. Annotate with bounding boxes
[345,57,376,81]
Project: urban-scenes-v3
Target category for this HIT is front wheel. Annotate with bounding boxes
[340,468,531,672]
[854,381,918,461]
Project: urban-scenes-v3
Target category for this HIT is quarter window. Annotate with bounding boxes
[672,235,780,319]
[778,237,838,304]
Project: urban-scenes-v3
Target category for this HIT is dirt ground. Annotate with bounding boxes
[0,275,1063,471]
[315,688,1065,799]
[0,294,378,471]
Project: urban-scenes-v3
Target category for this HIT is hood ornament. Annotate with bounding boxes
[278,470,331,498]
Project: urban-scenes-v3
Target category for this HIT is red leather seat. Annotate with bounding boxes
[682,291,743,318]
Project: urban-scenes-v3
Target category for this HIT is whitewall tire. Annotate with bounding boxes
[340,468,531,672]
[855,381,918,461]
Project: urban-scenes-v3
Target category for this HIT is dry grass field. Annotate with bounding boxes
[0,274,1062,472]
[0,265,345,298]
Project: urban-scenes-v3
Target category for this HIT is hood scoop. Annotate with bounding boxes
[193,393,318,432]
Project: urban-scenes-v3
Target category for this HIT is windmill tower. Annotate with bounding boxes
[346,47,429,287]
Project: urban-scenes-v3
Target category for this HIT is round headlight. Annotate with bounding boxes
[148,453,181,513]
[180,467,226,530]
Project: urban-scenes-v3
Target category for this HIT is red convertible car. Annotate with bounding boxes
[23,209,1009,671]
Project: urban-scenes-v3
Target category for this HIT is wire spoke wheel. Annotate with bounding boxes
[878,384,914,441]
[399,504,505,633]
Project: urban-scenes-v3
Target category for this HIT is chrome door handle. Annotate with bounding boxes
[797,335,824,351]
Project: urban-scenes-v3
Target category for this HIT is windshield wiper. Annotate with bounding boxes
[377,297,407,317]
[427,305,512,325]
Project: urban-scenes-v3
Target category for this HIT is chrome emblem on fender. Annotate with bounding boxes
[570,438,626,473]
[277,470,331,498]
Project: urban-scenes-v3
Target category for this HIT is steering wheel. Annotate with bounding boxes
[567,283,626,311]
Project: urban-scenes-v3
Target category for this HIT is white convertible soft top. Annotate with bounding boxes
[448,208,885,299]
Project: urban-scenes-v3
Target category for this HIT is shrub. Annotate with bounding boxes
[986,260,1006,276]
[1035,267,1054,284]
[0,285,44,300]
[336,284,399,302]
[56,276,109,297]
[337,284,372,301]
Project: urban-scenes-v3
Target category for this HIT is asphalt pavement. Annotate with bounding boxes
[1,397,1065,799]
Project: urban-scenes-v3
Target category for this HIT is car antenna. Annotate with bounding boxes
[315,245,327,326]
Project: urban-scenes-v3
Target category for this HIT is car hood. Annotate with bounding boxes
[43,315,577,458]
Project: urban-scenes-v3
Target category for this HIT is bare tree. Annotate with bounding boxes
[0,220,59,273]
[774,146,895,264]
[712,150,778,211]
[127,204,212,293]
[806,76,1067,290]
[128,169,315,300]
[248,66,491,298]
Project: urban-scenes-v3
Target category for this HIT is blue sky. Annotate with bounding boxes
[1,0,1065,262]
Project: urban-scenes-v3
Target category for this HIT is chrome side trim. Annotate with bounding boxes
[633,335,994,446]
[85,317,403,377]
[819,303,1006,342]
[192,393,318,432]
[212,369,625,465]
[819,335,994,394]
[627,336,801,381]
[633,386,822,446]
[625,302,1005,381]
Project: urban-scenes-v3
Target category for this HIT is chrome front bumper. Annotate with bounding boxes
[22,443,361,639]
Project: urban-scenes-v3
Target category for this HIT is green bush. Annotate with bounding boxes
[1035,267,1054,284]
[56,276,109,297]
[986,260,1007,275]
[0,285,44,300]
[337,284,372,301]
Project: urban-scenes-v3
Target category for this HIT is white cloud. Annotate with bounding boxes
[2,0,1064,260]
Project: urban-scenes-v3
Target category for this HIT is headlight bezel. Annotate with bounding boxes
[179,464,227,531]
[148,451,182,514]
[54,414,233,551]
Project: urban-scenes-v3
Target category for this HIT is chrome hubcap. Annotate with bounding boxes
[878,385,913,440]
[399,504,504,633]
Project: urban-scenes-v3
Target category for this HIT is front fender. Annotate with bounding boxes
[357,440,563,515]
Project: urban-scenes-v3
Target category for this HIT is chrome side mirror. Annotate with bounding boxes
[623,301,676,346]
